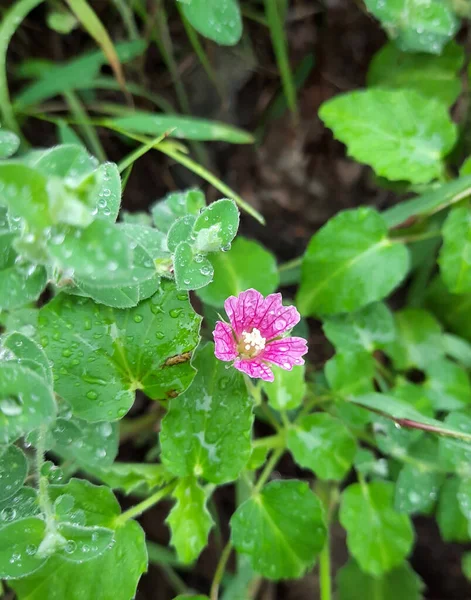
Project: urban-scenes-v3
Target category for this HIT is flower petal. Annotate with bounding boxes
[224,289,264,335]
[213,321,237,362]
[262,337,308,370]
[234,358,274,382]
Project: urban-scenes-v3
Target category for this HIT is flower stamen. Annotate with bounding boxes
[238,328,266,357]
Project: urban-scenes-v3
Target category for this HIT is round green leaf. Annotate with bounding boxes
[160,344,253,484]
[178,0,242,46]
[437,477,469,542]
[439,204,471,294]
[438,413,471,477]
[230,480,326,580]
[394,464,443,515]
[167,216,196,252]
[297,208,409,316]
[339,482,414,576]
[288,413,356,480]
[424,358,471,411]
[0,517,47,579]
[319,89,457,184]
[192,199,239,253]
[0,130,20,159]
[0,487,40,526]
[174,241,214,291]
[152,189,205,234]
[196,237,279,308]
[57,523,114,563]
[3,332,53,388]
[0,445,27,502]
[325,350,375,398]
[262,364,306,411]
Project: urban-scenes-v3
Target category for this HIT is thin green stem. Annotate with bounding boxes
[278,256,302,272]
[36,425,55,527]
[63,90,106,161]
[252,433,284,449]
[390,230,442,244]
[115,481,176,526]
[111,0,139,40]
[117,132,170,173]
[253,447,284,494]
[319,531,331,600]
[0,0,45,135]
[210,541,233,600]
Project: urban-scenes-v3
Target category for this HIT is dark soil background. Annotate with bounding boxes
[6,0,471,597]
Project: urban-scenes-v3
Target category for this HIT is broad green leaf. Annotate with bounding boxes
[325,351,375,398]
[457,478,471,531]
[287,413,356,480]
[152,189,205,234]
[364,0,458,54]
[0,487,40,526]
[230,480,326,580]
[11,520,147,600]
[354,448,389,479]
[2,332,53,387]
[437,477,469,541]
[86,462,173,495]
[439,204,471,293]
[166,477,214,564]
[424,358,471,410]
[319,90,457,183]
[246,446,269,471]
[38,280,201,422]
[108,112,252,143]
[444,333,471,368]
[47,10,78,34]
[438,413,471,477]
[160,344,253,484]
[0,129,20,158]
[385,308,445,370]
[192,199,239,253]
[425,276,471,342]
[69,274,160,309]
[56,522,114,563]
[0,232,47,310]
[0,517,47,579]
[0,363,56,444]
[174,242,214,291]
[167,216,196,253]
[339,481,414,576]
[367,41,464,106]
[394,464,443,515]
[23,144,97,182]
[323,302,396,353]
[3,308,38,336]
[178,0,242,46]
[197,237,279,308]
[337,560,424,600]
[297,208,409,316]
[0,445,27,502]
[262,364,305,411]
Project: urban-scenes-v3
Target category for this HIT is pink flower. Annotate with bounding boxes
[213,289,308,382]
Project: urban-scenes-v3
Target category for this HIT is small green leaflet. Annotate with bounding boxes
[2,332,53,387]
[37,280,201,422]
[297,208,409,316]
[0,517,48,579]
[439,204,471,294]
[364,0,458,54]
[231,480,326,580]
[0,129,20,159]
[438,413,471,477]
[425,276,471,343]
[0,445,28,502]
[160,344,253,484]
[262,364,306,411]
[87,462,173,495]
[152,189,205,234]
[177,0,242,46]
[394,464,443,515]
[339,481,414,576]
[437,477,470,542]
[319,89,457,184]
[166,477,214,564]
[325,351,375,398]
[424,359,471,411]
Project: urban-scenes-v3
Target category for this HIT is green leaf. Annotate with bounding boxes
[0,233,47,311]
[323,302,396,353]
[385,308,445,370]
[230,480,326,580]
[0,129,20,158]
[108,112,252,143]
[0,362,56,444]
[56,522,114,563]
[0,445,27,502]
[37,280,201,422]
[394,464,443,515]
[438,413,471,477]
[24,144,97,182]
[425,275,471,342]
[192,199,239,253]
[262,364,306,411]
[160,344,253,483]
[367,41,464,106]
[439,204,471,293]
[86,462,172,495]
[437,477,469,541]
[174,242,214,291]
[462,552,471,581]
[166,477,214,564]
[339,481,414,576]
[196,237,279,308]
[167,216,196,253]
[325,351,375,398]
[337,560,424,600]
[178,0,242,46]
[94,162,121,222]
[319,89,457,183]
[287,413,356,480]
[424,358,471,410]
[0,487,40,525]
[11,520,147,600]
[152,189,205,234]
[444,333,471,368]
[364,0,458,54]
[3,308,38,336]
[2,332,53,387]
[0,517,47,579]
[457,478,471,531]
[297,208,409,316]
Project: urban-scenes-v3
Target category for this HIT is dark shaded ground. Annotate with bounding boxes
[7,0,471,597]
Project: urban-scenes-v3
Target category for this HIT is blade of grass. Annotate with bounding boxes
[117,132,172,173]
[63,90,106,161]
[0,0,44,135]
[66,0,130,102]
[111,0,139,41]
[264,0,298,122]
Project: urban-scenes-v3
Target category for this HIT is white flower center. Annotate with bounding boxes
[241,328,266,354]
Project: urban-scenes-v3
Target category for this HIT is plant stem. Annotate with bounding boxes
[319,530,331,600]
[252,433,284,449]
[253,447,284,494]
[210,541,233,600]
[115,481,176,526]
[278,256,302,272]
[36,425,55,528]
[117,132,170,173]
